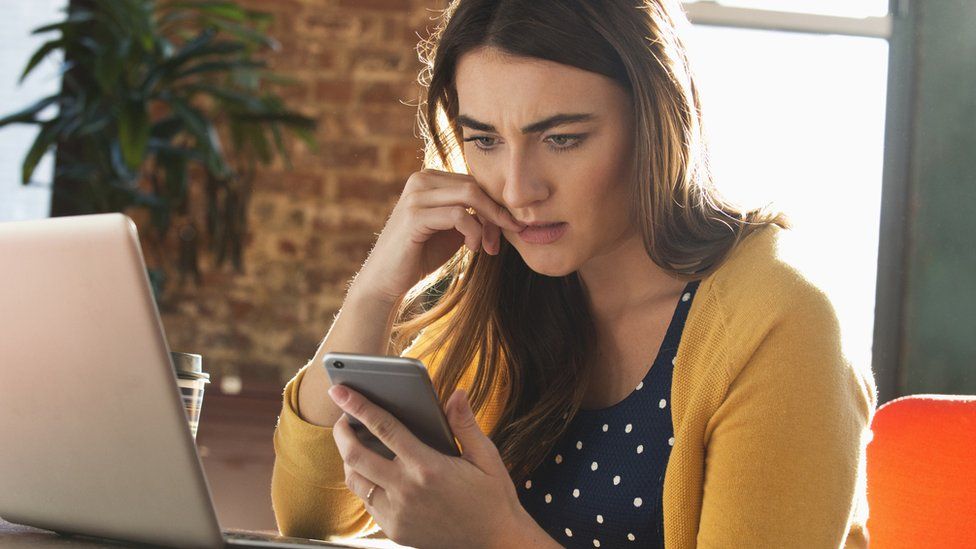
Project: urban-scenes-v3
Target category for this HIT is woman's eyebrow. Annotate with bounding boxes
[457,113,596,134]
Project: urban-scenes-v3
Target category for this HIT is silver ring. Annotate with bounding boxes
[365,483,376,505]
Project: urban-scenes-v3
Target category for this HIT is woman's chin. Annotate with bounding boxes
[518,249,577,278]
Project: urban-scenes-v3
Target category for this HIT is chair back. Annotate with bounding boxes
[866,394,976,548]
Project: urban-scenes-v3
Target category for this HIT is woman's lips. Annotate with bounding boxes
[517,222,568,245]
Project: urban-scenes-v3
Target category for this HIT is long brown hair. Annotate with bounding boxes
[390,0,791,481]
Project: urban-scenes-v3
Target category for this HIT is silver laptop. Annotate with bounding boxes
[0,213,393,548]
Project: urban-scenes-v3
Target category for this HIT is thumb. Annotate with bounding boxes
[446,388,496,468]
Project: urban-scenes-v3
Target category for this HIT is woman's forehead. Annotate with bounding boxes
[455,49,623,125]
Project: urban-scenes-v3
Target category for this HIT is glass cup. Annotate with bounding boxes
[171,352,211,439]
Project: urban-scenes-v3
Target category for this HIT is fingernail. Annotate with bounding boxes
[329,385,350,405]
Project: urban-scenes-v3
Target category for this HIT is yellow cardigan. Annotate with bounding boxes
[271,224,877,547]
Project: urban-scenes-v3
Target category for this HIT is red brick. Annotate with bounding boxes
[157,0,435,390]
[338,0,411,11]
[303,12,360,41]
[305,266,352,294]
[385,15,418,44]
[278,239,298,256]
[310,205,383,232]
[361,107,418,136]
[336,175,403,201]
[274,79,311,104]
[349,47,412,74]
[316,110,365,139]
[360,81,412,105]
[259,170,325,196]
[390,143,423,174]
[318,142,379,169]
[315,79,355,104]
[332,233,379,264]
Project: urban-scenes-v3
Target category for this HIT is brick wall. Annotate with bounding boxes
[158,0,443,396]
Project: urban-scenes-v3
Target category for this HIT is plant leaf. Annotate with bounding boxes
[118,99,150,170]
[0,95,59,127]
[174,59,265,80]
[30,11,96,36]
[20,39,64,83]
[21,119,64,184]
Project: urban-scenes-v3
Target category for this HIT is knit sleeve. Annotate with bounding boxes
[270,321,451,540]
[270,363,382,540]
[695,288,877,548]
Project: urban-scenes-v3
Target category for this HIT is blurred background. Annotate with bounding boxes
[0,0,972,532]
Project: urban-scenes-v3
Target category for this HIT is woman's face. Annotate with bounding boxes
[455,46,636,277]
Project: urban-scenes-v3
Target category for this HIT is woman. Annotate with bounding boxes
[271,0,877,547]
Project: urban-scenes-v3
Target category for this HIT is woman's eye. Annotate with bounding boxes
[462,134,586,154]
[546,134,585,152]
[463,136,497,152]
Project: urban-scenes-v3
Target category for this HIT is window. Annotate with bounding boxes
[681,1,891,374]
[0,1,67,222]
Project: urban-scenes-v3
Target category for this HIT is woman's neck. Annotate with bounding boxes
[578,230,687,326]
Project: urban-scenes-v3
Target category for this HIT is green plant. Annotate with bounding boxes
[0,0,316,296]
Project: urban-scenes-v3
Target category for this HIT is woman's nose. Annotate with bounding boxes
[500,151,550,211]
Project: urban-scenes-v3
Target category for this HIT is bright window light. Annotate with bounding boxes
[683,0,890,19]
[683,24,889,374]
[0,1,66,222]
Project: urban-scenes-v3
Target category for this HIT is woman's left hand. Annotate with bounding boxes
[328,384,529,549]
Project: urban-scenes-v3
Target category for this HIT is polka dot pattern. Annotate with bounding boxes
[515,280,700,548]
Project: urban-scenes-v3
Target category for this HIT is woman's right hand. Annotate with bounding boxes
[350,168,526,304]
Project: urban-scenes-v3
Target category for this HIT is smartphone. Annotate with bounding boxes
[322,351,462,460]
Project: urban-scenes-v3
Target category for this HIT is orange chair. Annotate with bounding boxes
[866,394,976,548]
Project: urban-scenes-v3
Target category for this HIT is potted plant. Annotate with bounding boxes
[0,0,316,298]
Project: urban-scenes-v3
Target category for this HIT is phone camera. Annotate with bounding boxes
[334,361,344,369]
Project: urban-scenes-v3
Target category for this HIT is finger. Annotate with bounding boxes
[420,205,485,252]
[418,180,524,232]
[445,389,504,473]
[332,414,402,487]
[344,467,389,511]
[475,213,498,255]
[488,217,502,253]
[329,385,435,467]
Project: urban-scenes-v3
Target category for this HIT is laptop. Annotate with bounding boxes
[0,213,398,548]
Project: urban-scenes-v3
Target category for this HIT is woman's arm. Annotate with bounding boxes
[271,164,524,540]
[297,286,404,429]
[272,364,381,539]
[695,290,877,548]
[271,284,405,539]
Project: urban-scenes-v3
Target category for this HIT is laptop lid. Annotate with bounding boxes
[0,213,225,548]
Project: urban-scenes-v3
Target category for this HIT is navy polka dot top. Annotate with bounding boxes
[516,279,701,548]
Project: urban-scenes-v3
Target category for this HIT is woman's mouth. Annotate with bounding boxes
[518,222,568,245]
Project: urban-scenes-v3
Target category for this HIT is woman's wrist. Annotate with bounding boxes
[346,269,406,309]
[491,506,561,549]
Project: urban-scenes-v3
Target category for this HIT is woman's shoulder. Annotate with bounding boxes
[687,223,849,381]
[701,223,835,323]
